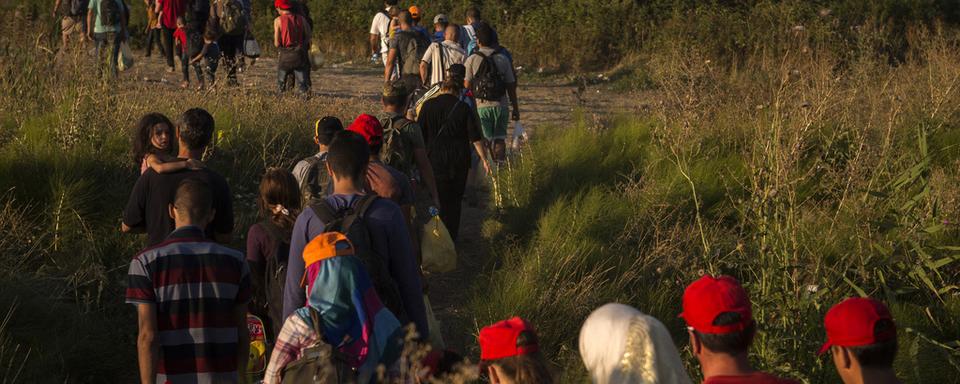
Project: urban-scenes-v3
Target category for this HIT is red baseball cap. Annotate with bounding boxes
[680,275,754,334]
[818,297,896,355]
[274,0,292,10]
[479,317,539,361]
[348,114,383,148]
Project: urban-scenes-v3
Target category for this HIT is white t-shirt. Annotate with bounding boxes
[369,9,391,54]
[421,40,466,85]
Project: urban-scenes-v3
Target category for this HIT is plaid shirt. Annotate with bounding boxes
[264,315,319,384]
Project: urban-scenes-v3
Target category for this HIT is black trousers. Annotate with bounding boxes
[159,26,175,68]
[436,169,469,241]
[145,28,161,56]
[219,33,244,83]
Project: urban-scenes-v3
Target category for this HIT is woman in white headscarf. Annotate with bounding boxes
[579,303,693,384]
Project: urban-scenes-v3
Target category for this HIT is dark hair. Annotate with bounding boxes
[695,312,756,354]
[173,178,213,221]
[382,94,407,108]
[133,113,175,165]
[397,10,412,26]
[315,116,344,145]
[475,22,494,47]
[178,108,215,150]
[849,319,898,368]
[384,0,397,5]
[466,7,481,21]
[257,168,301,236]
[326,131,370,183]
[486,331,554,384]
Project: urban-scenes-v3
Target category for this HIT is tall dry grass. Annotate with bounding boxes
[472,20,960,384]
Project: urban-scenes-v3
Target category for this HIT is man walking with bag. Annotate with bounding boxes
[273,0,311,95]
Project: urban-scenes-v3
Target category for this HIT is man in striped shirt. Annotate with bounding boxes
[126,179,251,384]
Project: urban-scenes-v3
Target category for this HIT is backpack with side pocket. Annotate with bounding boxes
[394,30,430,77]
[299,154,332,207]
[257,220,290,338]
[378,115,415,176]
[310,196,407,321]
[473,51,507,101]
[280,307,358,384]
[219,0,247,36]
[99,0,121,26]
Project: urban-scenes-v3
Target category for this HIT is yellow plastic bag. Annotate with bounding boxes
[424,295,445,350]
[421,215,456,273]
[309,43,324,70]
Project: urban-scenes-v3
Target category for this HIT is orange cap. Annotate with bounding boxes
[408,5,421,19]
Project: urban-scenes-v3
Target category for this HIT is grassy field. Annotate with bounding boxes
[2,0,960,383]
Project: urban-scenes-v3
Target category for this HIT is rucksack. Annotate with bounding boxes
[99,0,121,26]
[69,0,89,16]
[473,51,507,101]
[258,220,290,338]
[299,154,332,206]
[394,30,430,76]
[378,116,414,175]
[281,307,358,384]
[310,196,406,321]
[219,0,247,36]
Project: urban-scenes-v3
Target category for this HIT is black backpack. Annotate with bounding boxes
[395,30,430,77]
[472,51,507,101]
[299,155,332,207]
[256,220,290,338]
[99,0,121,26]
[310,195,407,322]
[378,116,415,176]
[69,0,89,16]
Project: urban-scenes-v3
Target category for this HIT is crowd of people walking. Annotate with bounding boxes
[44,0,906,382]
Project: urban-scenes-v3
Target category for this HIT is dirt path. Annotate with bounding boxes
[124,52,643,353]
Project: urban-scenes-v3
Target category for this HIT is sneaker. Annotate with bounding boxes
[179,81,189,89]
[166,66,175,73]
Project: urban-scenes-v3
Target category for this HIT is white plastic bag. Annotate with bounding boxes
[511,120,527,151]
[309,43,325,70]
[421,215,456,273]
[118,41,134,71]
[243,36,261,58]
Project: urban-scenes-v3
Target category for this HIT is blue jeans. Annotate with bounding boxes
[94,32,121,78]
[277,68,309,94]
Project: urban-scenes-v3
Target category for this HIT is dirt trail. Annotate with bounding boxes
[124,53,643,353]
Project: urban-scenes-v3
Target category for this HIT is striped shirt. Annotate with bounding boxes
[126,226,252,384]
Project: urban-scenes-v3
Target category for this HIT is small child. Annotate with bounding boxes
[173,17,189,88]
[133,113,203,174]
[189,25,221,90]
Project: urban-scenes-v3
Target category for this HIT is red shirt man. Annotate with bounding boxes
[156,0,184,29]
[681,275,800,384]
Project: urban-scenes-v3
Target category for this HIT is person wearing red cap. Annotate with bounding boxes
[347,114,416,212]
[479,317,554,384]
[273,0,311,94]
[681,275,799,384]
[821,297,901,384]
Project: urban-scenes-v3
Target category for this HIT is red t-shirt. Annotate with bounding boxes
[703,372,800,384]
[157,0,185,29]
[173,28,186,54]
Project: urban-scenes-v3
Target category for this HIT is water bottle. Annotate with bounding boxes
[428,206,440,217]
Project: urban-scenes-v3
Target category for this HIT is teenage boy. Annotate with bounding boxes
[681,275,800,384]
[820,297,902,384]
[369,0,398,65]
[464,22,519,163]
[281,131,429,340]
[126,179,250,384]
[430,13,448,43]
[122,108,234,246]
[384,10,429,92]
[293,116,343,198]
[379,82,441,210]
[86,0,127,78]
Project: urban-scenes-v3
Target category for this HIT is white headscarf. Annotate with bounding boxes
[579,303,693,384]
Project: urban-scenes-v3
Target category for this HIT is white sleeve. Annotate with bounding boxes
[421,43,436,63]
[369,13,384,35]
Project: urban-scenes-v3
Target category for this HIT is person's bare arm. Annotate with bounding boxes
[369,33,379,55]
[154,0,161,15]
[190,44,208,64]
[86,9,94,40]
[384,48,397,81]
[235,304,249,383]
[413,148,440,207]
[273,17,280,47]
[121,222,145,233]
[146,154,202,173]
[472,140,491,175]
[419,60,429,84]
[136,304,159,384]
[53,0,61,18]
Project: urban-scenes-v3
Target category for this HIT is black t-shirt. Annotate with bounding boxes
[123,167,234,246]
[417,93,483,176]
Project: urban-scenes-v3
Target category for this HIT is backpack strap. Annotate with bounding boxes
[341,194,379,232]
[310,199,338,228]
[308,307,326,345]
[258,219,287,245]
